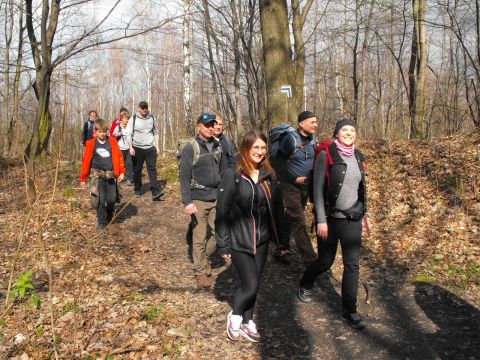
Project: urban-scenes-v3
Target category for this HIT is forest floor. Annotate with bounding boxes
[0,134,479,359]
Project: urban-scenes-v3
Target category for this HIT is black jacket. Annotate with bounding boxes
[216,166,287,254]
[81,119,95,144]
[179,136,225,205]
[325,142,367,217]
[217,133,236,171]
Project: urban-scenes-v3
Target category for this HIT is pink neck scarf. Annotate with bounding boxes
[334,139,355,157]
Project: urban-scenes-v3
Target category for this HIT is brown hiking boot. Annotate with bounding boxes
[205,262,212,277]
[195,275,210,288]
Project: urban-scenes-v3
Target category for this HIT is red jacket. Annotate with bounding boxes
[110,117,121,137]
[80,136,125,182]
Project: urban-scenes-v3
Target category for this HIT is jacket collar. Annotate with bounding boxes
[240,164,272,182]
[196,135,219,147]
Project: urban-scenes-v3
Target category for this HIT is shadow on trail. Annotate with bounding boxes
[114,202,138,223]
[312,255,480,359]
[414,282,480,359]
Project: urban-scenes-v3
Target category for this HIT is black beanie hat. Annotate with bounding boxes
[298,110,316,123]
[333,118,356,137]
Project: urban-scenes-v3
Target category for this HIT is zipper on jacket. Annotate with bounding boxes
[241,173,257,254]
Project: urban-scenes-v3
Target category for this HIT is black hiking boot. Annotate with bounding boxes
[152,190,165,201]
[341,312,365,330]
[298,287,313,303]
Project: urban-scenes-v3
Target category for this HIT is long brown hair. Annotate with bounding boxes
[237,130,273,177]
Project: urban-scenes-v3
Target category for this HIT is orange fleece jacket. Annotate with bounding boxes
[80,137,126,182]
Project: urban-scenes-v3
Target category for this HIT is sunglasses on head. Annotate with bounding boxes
[201,114,216,122]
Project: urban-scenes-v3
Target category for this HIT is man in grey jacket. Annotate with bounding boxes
[179,113,225,288]
[126,101,163,200]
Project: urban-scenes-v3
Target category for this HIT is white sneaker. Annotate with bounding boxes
[240,320,261,342]
[226,311,242,341]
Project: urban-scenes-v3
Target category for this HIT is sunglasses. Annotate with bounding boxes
[200,113,216,122]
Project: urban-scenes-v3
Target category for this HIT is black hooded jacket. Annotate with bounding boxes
[215,166,287,254]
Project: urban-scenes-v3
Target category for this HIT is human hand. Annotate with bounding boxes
[222,253,231,260]
[118,174,125,182]
[129,147,135,156]
[80,181,86,190]
[184,203,197,215]
[363,215,371,236]
[316,223,328,240]
[295,176,307,185]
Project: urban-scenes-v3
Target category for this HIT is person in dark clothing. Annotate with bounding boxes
[80,118,125,230]
[216,130,286,342]
[213,113,236,171]
[81,110,98,146]
[179,113,225,288]
[298,118,371,330]
[274,110,318,266]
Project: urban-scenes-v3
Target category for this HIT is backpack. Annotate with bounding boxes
[131,114,157,142]
[268,124,299,158]
[176,138,201,165]
[267,124,301,171]
[307,141,333,204]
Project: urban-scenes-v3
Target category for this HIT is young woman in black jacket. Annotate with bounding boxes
[216,130,284,342]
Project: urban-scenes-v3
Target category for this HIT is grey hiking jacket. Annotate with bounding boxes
[125,112,159,149]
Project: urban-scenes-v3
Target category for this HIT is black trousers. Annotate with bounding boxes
[231,243,268,323]
[132,146,159,194]
[300,218,362,314]
[121,149,133,181]
[97,177,117,226]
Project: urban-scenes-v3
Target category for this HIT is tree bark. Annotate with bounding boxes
[231,0,243,139]
[408,0,427,138]
[183,0,193,135]
[259,0,296,127]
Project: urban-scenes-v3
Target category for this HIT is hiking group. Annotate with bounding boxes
[79,103,370,342]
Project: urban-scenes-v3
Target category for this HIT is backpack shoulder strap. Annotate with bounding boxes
[151,114,156,134]
[191,138,200,166]
[131,114,137,140]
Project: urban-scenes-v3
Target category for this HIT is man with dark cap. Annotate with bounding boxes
[126,101,163,200]
[275,110,318,266]
[179,113,225,288]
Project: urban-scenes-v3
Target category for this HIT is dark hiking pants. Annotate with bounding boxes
[97,177,117,226]
[280,181,316,263]
[300,218,362,314]
[132,146,159,194]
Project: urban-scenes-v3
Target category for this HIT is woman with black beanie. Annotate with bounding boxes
[298,118,370,329]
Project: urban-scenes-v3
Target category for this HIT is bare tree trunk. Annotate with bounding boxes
[259,0,297,127]
[183,0,193,135]
[3,0,14,155]
[8,0,24,155]
[231,0,243,139]
[408,0,427,138]
[202,0,221,112]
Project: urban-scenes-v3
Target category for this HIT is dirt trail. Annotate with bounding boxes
[80,180,479,359]
[1,135,479,359]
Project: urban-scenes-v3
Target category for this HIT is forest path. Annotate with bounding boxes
[95,177,479,359]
